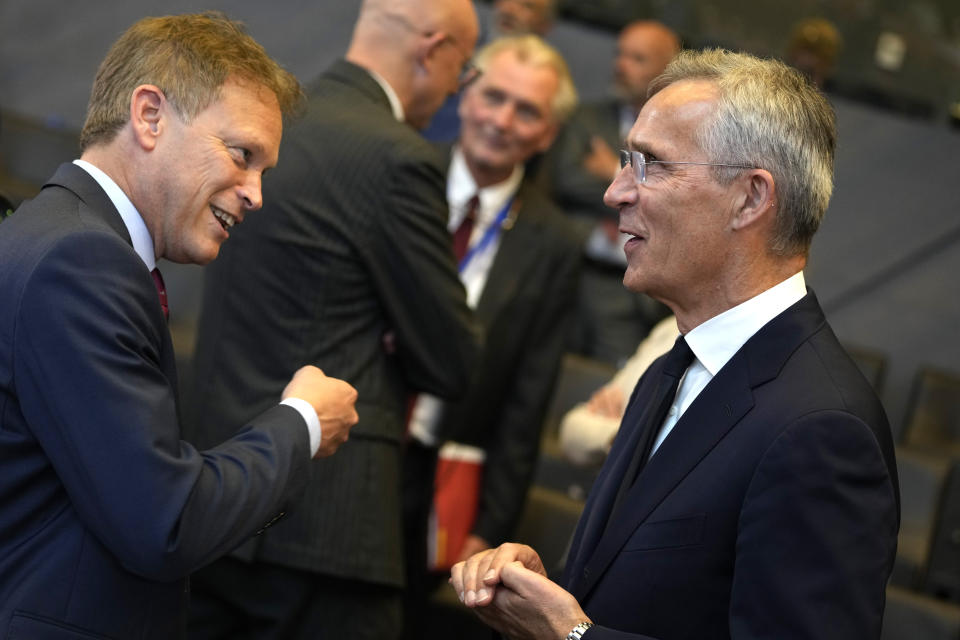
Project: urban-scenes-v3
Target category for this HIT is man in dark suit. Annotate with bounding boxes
[402,34,580,632]
[452,49,900,639]
[539,21,680,365]
[184,0,481,637]
[0,13,359,640]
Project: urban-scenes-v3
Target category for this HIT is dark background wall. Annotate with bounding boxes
[0,1,957,436]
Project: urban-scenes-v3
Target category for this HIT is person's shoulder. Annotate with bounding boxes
[2,191,119,260]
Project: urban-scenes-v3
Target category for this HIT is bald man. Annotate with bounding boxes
[542,21,681,365]
[185,1,481,637]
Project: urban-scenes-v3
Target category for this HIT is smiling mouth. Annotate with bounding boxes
[211,205,238,231]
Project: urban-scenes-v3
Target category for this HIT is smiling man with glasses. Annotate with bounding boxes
[452,49,899,640]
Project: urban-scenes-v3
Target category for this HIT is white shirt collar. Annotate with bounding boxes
[684,272,807,376]
[73,159,156,271]
[447,146,523,231]
[365,68,405,122]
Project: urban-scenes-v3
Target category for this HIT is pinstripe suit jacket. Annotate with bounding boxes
[186,60,479,587]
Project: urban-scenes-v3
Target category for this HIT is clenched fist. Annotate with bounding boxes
[282,366,359,457]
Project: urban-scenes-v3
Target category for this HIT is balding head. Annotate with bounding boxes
[347,0,479,129]
[613,20,681,110]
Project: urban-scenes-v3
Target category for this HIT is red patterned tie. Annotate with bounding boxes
[150,268,169,322]
[451,194,479,261]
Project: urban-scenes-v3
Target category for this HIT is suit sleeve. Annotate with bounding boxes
[373,145,481,398]
[472,240,580,545]
[14,231,311,582]
[729,411,899,639]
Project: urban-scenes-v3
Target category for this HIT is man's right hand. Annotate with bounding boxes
[282,366,359,458]
[450,542,546,608]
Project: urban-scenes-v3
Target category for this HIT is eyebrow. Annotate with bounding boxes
[625,139,659,156]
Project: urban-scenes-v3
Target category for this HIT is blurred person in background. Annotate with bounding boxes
[402,33,580,637]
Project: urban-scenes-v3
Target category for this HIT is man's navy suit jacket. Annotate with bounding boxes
[561,292,900,640]
[0,163,310,639]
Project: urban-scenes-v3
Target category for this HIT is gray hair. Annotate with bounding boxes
[649,49,836,257]
[473,35,578,123]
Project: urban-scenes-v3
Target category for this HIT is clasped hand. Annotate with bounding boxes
[449,543,590,640]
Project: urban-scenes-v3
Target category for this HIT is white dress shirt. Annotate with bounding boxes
[72,160,322,456]
[407,148,523,447]
[650,272,808,456]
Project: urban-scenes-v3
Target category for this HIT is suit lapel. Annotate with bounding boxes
[570,292,828,601]
[474,194,533,324]
[573,365,754,600]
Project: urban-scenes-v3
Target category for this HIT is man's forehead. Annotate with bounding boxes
[641,81,717,121]
[482,51,557,93]
[629,80,718,146]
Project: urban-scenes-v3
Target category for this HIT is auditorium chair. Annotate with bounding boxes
[901,366,960,456]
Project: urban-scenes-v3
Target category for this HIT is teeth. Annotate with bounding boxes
[211,206,237,228]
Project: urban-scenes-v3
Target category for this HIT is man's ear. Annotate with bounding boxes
[416,31,448,72]
[129,85,166,151]
[731,169,776,231]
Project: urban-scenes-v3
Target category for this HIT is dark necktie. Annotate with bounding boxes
[608,335,695,521]
[150,267,169,322]
[451,194,479,262]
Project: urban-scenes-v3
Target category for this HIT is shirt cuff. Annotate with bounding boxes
[280,397,321,457]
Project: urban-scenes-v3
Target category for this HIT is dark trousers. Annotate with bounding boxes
[188,556,402,640]
[401,439,442,639]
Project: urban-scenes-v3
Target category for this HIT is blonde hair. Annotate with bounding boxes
[80,12,302,151]
[473,35,578,122]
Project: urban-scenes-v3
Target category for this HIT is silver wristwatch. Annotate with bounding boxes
[565,621,594,640]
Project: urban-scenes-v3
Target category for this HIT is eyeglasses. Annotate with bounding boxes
[619,149,753,184]
[439,36,481,89]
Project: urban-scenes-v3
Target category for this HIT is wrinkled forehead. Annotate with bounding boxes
[629,80,719,152]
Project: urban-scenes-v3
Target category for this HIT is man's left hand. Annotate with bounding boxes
[471,561,590,640]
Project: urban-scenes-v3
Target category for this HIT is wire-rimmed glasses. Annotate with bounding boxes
[619,149,754,184]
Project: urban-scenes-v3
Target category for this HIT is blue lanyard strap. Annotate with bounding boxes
[458,196,515,272]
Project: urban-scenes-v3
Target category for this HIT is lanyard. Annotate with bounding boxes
[458,196,514,272]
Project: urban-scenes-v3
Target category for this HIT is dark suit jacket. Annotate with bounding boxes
[0,163,310,639]
[186,59,479,588]
[436,177,581,544]
[560,292,900,640]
